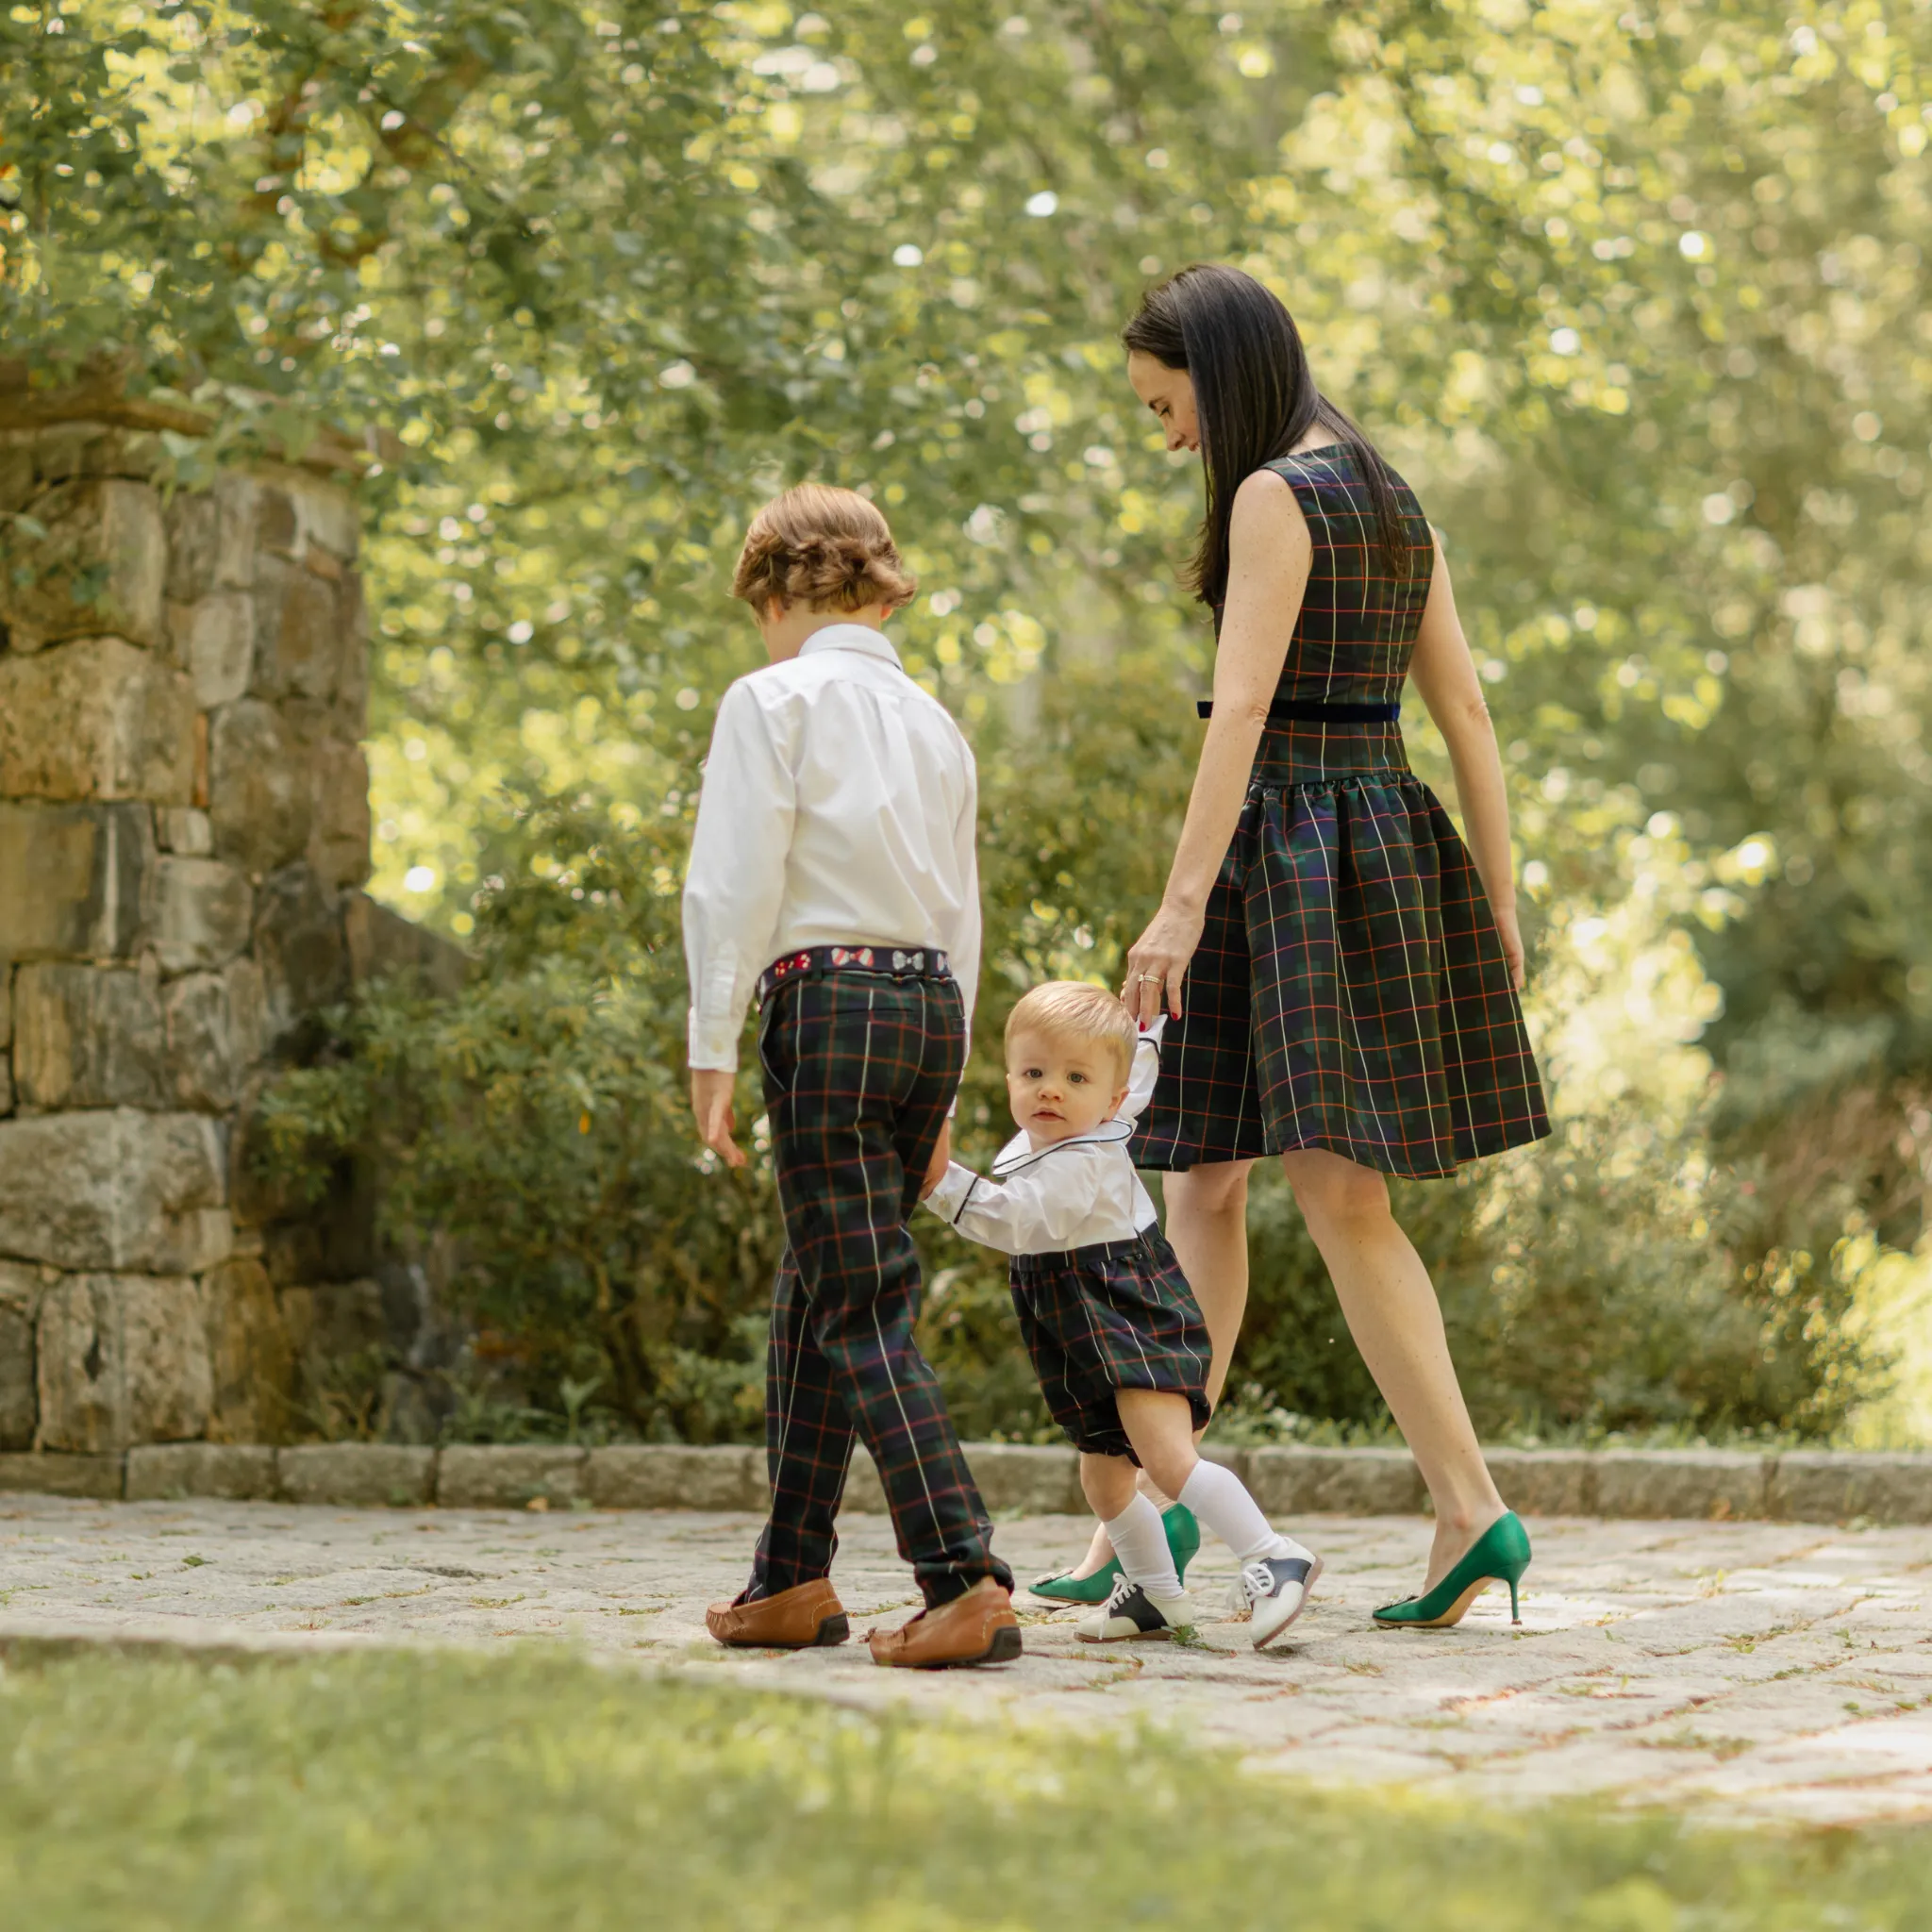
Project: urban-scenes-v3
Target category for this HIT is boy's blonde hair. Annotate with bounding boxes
[731,482,918,615]
[1004,981,1139,1087]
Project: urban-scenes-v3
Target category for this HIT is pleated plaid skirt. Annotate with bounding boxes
[1130,716,1550,1180]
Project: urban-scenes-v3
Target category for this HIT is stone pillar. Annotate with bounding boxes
[0,398,440,1455]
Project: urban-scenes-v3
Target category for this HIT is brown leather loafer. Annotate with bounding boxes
[867,1576,1022,1670]
[705,1578,849,1650]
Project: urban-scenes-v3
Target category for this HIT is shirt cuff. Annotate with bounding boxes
[687,1008,741,1073]
[923,1161,978,1226]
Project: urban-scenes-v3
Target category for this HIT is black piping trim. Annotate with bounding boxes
[947,1174,983,1229]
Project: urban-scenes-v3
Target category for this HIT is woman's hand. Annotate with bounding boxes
[1116,473,1307,1036]
[1492,899,1525,991]
[1123,898,1207,1028]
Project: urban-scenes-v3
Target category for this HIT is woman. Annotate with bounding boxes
[1045,264,1548,1628]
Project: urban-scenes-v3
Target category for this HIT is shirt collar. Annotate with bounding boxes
[797,623,900,666]
[991,1117,1135,1178]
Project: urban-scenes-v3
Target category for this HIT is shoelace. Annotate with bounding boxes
[1102,1573,1140,1612]
[1234,1559,1277,1610]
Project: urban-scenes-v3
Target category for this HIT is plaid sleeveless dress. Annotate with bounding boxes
[1130,446,1550,1179]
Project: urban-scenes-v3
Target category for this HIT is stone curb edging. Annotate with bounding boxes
[5,1441,1932,1524]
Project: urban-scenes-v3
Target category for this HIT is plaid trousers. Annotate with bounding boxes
[748,966,1011,1609]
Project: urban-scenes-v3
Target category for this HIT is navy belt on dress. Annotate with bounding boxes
[758,944,952,1003]
[1196,698,1401,723]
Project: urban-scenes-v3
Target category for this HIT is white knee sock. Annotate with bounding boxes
[1177,1460,1310,1565]
[1103,1493,1182,1599]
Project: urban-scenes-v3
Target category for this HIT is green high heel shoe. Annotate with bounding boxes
[1163,1499,1201,1580]
[1372,1511,1531,1629]
[1028,1504,1200,1606]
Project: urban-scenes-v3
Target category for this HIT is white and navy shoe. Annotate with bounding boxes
[1075,1574,1199,1642]
[1231,1549,1323,1649]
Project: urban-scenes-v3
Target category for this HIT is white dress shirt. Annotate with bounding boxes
[923,1023,1166,1256]
[683,623,981,1071]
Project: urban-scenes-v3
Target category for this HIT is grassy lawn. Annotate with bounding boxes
[1,1645,1927,1929]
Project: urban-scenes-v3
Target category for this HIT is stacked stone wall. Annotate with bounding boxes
[0,408,453,1457]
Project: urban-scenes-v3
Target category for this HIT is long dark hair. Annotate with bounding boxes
[1121,263,1415,609]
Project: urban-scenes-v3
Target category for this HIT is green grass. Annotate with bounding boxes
[2,1646,1928,1929]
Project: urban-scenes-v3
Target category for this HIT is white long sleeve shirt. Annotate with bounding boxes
[924,1023,1166,1256]
[682,623,981,1071]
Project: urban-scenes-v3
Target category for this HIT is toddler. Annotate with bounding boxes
[924,981,1321,1646]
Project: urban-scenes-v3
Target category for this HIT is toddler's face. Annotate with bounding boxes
[1005,1026,1130,1146]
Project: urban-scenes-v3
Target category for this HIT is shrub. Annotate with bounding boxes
[255,787,782,1444]
[258,774,1901,1448]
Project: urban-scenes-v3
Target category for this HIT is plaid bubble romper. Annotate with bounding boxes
[925,1022,1213,1461]
[1130,447,1550,1179]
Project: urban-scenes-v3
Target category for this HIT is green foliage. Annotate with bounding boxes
[256,785,780,1443]
[253,770,1886,1447]
[7,1649,1932,1929]
[11,1,1931,1046]
[14,5,1932,1437]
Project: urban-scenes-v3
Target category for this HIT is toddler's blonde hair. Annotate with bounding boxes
[1004,981,1139,1086]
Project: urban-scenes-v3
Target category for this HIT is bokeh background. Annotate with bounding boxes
[7,0,1930,1451]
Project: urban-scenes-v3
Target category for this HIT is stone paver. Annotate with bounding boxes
[4,1493,1930,1825]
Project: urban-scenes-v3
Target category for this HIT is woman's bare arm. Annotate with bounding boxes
[1407,539,1524,987]
[1123,471,1312,1026]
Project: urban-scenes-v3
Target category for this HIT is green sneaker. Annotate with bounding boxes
[1026,1505,1201,1605]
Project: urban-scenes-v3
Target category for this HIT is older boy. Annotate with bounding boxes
[685,483,1019,1670]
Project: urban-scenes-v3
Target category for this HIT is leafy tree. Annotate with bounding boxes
[9,0,1930,1440]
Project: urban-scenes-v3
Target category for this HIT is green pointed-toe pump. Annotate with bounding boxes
[1027,1555,1121,1606]
[1373,1511,1531,1629]
[1029,1504,1200,1606]
[1162,1499,1201,1578]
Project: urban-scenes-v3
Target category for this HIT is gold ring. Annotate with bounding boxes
[1136,973,1160,984]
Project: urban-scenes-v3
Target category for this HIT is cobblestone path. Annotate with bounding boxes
[5,1493,1930,1825]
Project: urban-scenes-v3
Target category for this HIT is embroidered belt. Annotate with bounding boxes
[1195,698,1401,723]
[758,944,952,1003]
